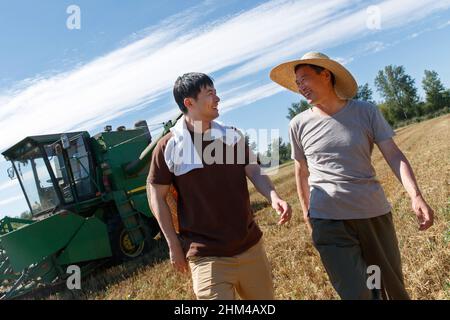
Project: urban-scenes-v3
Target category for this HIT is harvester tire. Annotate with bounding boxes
[107,217,148,264]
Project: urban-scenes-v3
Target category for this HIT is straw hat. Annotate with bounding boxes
[269,52,357,99]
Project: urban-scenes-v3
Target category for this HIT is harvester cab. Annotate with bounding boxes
[3,132,95,219]
[0,114,182,299]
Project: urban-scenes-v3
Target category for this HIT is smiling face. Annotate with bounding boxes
[295,64,335,105]
[185,84,220,122]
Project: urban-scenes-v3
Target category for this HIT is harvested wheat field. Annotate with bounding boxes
[49,114,449,300]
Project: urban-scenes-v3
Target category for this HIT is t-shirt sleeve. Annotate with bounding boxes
[370,105,395,143]
[147,140,174,185]
[289,120,306,161]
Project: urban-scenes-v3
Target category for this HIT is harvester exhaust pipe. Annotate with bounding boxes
[134,120,152,144]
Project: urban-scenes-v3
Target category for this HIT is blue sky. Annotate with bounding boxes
[1,0,449,218]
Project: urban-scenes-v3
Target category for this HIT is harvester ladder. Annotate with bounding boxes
[112,191,146,246]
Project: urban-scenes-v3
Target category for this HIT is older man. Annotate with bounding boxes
[270,52,434,300]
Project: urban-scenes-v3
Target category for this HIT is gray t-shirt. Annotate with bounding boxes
[289,99,395,220]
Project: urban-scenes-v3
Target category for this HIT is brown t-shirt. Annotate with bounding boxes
[147,128,262,258]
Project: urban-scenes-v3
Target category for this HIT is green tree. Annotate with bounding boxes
[375,65,420,121]
[259,141,273,168]
[354,83,375,104]
[265,138,291,165]
[19,210,32,220]
[286,100,311,120]
[422,70,449,112]
[244,133,258,159]
[280,140,291,164]
[244,133,250,146]
[250,141,258,153]
[378,103,396,126]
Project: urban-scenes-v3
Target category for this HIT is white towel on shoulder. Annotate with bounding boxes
[164,116,242,176]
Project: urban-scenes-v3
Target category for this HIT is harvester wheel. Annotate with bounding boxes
[108,218,147,263]
[119,229,145,258]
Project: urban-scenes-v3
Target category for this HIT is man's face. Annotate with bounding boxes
[295,65,332,105]
[186,85,220,121]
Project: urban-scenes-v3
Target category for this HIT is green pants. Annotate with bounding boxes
[310,212,410,300]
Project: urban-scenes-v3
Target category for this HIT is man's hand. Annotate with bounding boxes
[169,241,189,273]
[303,210,312,233]
[245,163,292,225]
[411,194,434,231]
[271,194,292,225]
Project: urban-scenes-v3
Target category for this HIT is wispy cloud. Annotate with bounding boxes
[0,179,17,192]
[363,41,387,54]
[218,0,450,83]
[334,56,355,66]
[439,20,450,28]
[0,195,22,206]
[220,83,285,112]
[0,0,449,154]
[339,40,390,65]
[407,18,450,39]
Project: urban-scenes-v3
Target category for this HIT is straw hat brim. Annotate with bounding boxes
[269,58,358,99]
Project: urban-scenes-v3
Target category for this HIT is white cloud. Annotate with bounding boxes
[220,83,285,113]
[334,56,355,66]
[0,179,17,192]
[218,0,450,83]
[0,195,22,206]
[364,41,387,53]
[0,0,449,154]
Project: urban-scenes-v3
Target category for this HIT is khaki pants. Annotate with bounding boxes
[310,212,410,300]
[188,239,274,300]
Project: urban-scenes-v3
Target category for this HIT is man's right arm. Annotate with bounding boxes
[147,183,188,273]
[294,158,311,232]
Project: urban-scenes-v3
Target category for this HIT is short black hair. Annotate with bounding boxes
[173,73,214,113]
[294,63,336,86]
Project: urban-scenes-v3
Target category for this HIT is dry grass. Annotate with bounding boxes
[47,114,450,300]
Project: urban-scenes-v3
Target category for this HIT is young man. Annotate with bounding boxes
[147,72,291,300]
[270,52,434,300]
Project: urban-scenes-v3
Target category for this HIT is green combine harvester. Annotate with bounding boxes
[0,115,181,299]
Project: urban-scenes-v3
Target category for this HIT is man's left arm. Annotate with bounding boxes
[245,163,292,225]
[377,138,434,231]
